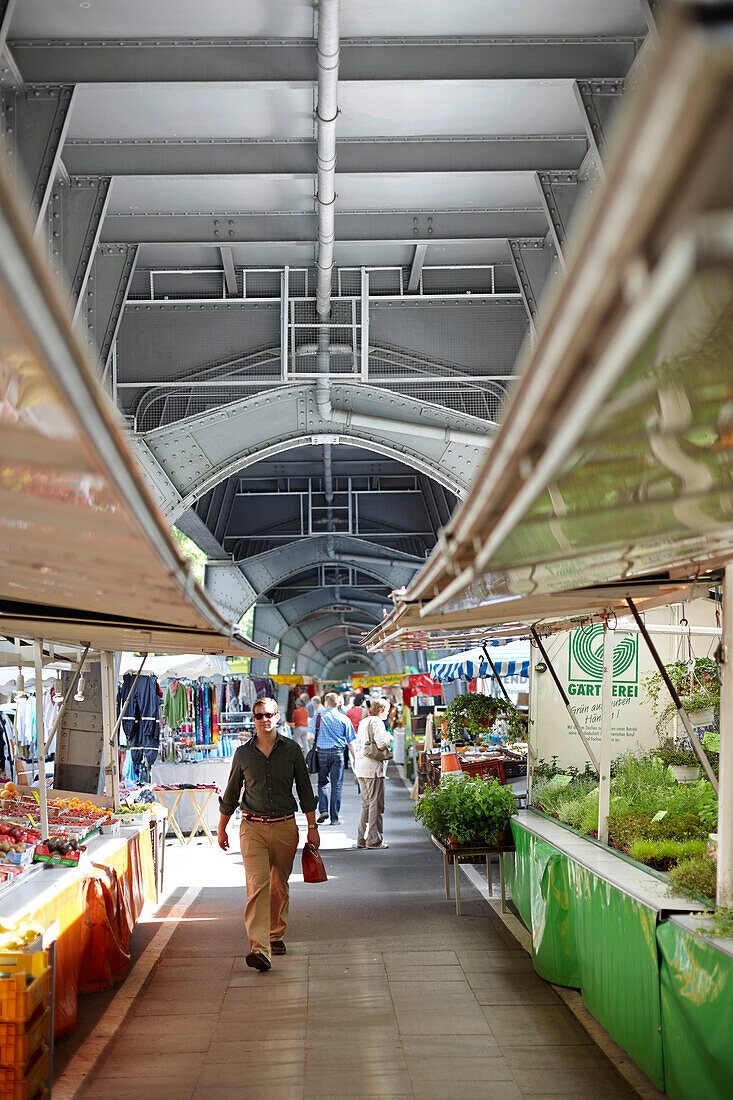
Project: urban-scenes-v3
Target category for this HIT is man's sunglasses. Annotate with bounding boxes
[254,711,278,719]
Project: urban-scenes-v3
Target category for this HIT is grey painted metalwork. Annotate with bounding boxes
[534,170,586,267]
[42,176,111,317]
[508,238,559,335]
[573,79,624,172]
[132,382,494,519]
[1,83,74,225]
[83,243,139,372]
[10,37,641,85]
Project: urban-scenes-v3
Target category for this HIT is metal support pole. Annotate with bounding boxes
[360,267,369,380]
[281,266,289,381]
[530,627,600,774]
[627,599,719,794]
[598,624,615,846]
[33,641,49,843]
[100,651,120,806]
[41,645,90,765]
[481,642,512,704]
[717,566,733,906]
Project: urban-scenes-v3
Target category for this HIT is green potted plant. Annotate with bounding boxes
[414,773,516,847]
[643,658,719,733]
[442,692,516,742]
[655,739,701,784]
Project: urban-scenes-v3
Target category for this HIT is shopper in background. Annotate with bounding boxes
[217,697,319,972]
[354,698,392,849]
[306,693,322,721]
[347,692,368,734]
[291,694,310,754]
[310,692,356,825]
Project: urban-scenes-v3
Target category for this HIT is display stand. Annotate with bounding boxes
[430,833,514,915]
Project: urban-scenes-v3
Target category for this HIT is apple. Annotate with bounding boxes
[0,824,10,835]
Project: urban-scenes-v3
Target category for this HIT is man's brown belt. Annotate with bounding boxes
[240,811,295,824]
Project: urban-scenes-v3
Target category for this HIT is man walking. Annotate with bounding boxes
[310,691,356,825]
[217,697,319,972]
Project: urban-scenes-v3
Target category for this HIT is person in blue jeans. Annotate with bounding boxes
[309,692,356,824]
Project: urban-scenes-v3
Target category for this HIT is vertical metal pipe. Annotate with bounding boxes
[718,567,733,906]
[33,641,49,842]
[598,625,615,845]
[315,0,340,318]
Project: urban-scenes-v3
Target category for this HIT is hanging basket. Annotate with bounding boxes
[671,764,700,784]
[686,707,714,727]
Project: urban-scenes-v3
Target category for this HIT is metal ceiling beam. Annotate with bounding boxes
[10,37,641,84]
[101,209,548,245]
[1,84,75,226]
[407,243,427,293]
[82,243,139,370]
[41,175,112,319]
[132,383,488,518]
[63,136,589,177]
[0,1,22,89]
[219,244,237,296]
[508,237,559,335]
[534,170,585,268]
[573,78,624,174]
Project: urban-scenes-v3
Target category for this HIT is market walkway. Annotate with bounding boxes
[66,773,638,1099]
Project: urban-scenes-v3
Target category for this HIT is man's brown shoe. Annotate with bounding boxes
[270,940,287,955]
[246,951,271,971]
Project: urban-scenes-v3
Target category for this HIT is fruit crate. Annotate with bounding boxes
[0,1008,48,1066]
[0,953,50,1023]
[0,1043,48,1100]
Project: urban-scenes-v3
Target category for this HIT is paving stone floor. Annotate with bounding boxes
[75,771,638,1099]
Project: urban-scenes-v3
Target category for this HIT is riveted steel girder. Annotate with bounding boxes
[1,84,75,226]
[508,237,559,334]
[10,37,641,84]
[64,135,588,177]
[83,243,139,367]
[573,78,624,172]
[132,382,490,519]
[101,208,548,246]
[534,170,586,267]
[41,175,111,317]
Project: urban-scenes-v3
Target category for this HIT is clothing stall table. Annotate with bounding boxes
[153,785,218,845]
[151,758,230,831]
[430,833,515,915]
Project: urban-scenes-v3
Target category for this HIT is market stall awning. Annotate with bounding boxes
[0,155,272,660]
[430,642,530,684]
[365,5,733,654]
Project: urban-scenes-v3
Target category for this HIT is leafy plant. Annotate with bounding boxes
[706,908,733,939]
[414,773,516,845]
[442,692,516,742]
[628,838,706,870]
[694,780,718,832]
[642,657,719,735]
[668,856,717,903]
[655,740,700,768]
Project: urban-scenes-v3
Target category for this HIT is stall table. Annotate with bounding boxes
[151,757,231,832]
[154,786,217,845]
[431,833,515,914]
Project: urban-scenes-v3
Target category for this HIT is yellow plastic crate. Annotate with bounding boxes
[0,1009,48,1067]
[0,954,50,1024]
[0,1044,48,1100]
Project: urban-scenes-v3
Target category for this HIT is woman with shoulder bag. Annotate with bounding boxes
[354,698,393,850]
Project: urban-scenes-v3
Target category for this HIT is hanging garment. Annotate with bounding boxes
[162,681,188,730]
[117,673,161,772]
[43,690,60,755]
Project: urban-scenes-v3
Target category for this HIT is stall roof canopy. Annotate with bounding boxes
[430,641,530,684]
[366,6,733,654]
[0,161,273,660]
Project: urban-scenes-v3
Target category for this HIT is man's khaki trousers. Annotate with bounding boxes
[239,816,300,961]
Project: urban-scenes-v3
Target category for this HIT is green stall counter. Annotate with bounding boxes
[658,915,733,1100]
[508,812,704,1092]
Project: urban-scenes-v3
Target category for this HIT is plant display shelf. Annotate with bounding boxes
[507,811,730,1097]
[430,833,515,916]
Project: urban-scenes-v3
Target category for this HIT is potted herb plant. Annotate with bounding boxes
[414,772,516,847]
[643,658,719,734]
[655,739,701,784]
[443,692,517,742]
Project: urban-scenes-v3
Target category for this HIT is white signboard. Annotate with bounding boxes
[530,601,719,772]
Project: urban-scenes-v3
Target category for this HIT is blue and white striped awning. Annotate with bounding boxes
[429,642,530,683]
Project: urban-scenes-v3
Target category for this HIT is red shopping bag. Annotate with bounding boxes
[302,841,328,883]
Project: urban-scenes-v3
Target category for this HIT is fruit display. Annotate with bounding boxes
[0,786,110,883]
[0,919,43,952]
